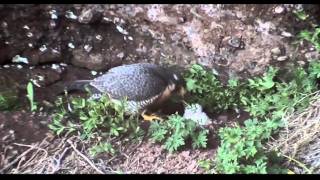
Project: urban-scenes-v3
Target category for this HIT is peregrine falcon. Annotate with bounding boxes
[66,63,186,121]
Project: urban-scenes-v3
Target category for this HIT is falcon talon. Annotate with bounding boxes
[141,113,164,121]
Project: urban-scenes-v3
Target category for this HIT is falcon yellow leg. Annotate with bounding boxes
[141,110,163,121]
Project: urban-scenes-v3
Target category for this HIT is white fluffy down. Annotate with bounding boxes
[183,103,211,126]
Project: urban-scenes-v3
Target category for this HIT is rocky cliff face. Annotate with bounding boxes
[1,4,319,75]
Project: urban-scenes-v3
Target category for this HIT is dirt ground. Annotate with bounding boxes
[1,4,320,174]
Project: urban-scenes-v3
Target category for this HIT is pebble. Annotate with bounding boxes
[305,51,320,60]
[274,6,285,14]
[39,45,47,52]
[17,64,23,69]
[68,42,75,49]
[23,25,30,30]
[60,63,68,67]
[49,10,58,19]
[116,25,129,35]
[2,21,8,28]
[116,52,124,58]
[12,55,29,64]
[84,44,93,52]
[271,47,281,55]
[91,71,97,76]
[277,56,288,61]
[51,64,60,70]
[281,31,293,37]
[95,34,103,41]
[65,10,78,20]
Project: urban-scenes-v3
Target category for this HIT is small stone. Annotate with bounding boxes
[49,9,58,19]
[271,47,281,55]
[147,157,155,163]
[51,64,60,70]
[16,64,23,69]
[217,115,228,122]
[116,52,124,58]
[301,49,307,54]
[116,25,129,35]
[26,32,33,37]
[40,121,48,125]
[277,56,288,61]
[37,75,44,81]
[84,44,93,52]
[297,61,306,66]
[2,21,8,28]
[79,9,93,24]
[65,10,78,20]
[281,31,293,37]
[95,35,103,41]
[91,71,97,76]
[274,6,285,14]
[9,130,14,134]
[305,51,320,60]
[68,43,75,49]
[52,48,60,54]
[49,20,56,29]
[12,55,29,64]
[128,36,133,41]
[23,25,30,30]
[39,45,47,52]
[103,17,112,22]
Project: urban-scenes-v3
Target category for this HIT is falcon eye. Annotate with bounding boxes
[173,74,179,81]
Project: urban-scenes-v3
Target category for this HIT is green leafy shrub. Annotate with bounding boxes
[148,113,209,153]
[184,63,320,174]
[184,64,243,113]
[298,27,320,52]
[49,94,143,156]
[0,90,18,111]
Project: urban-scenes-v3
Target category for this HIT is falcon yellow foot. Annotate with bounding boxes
[141,111,163,121]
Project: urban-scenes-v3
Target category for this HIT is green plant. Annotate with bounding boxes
[298,27,320,52]
[198,159,215,173]
[49,94,141,140]
[149,113,209,153]
[26,81,37,111]
[293,10,309,21]
[0,91,18,111]
[216,119,280,174]
[49,92,146,160]
[89,142,115,157]
[184,63,320,173]
[184,64,243,113]
[48,97,77,135]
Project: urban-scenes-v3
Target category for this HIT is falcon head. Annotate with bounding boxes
[167,72,186,97]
